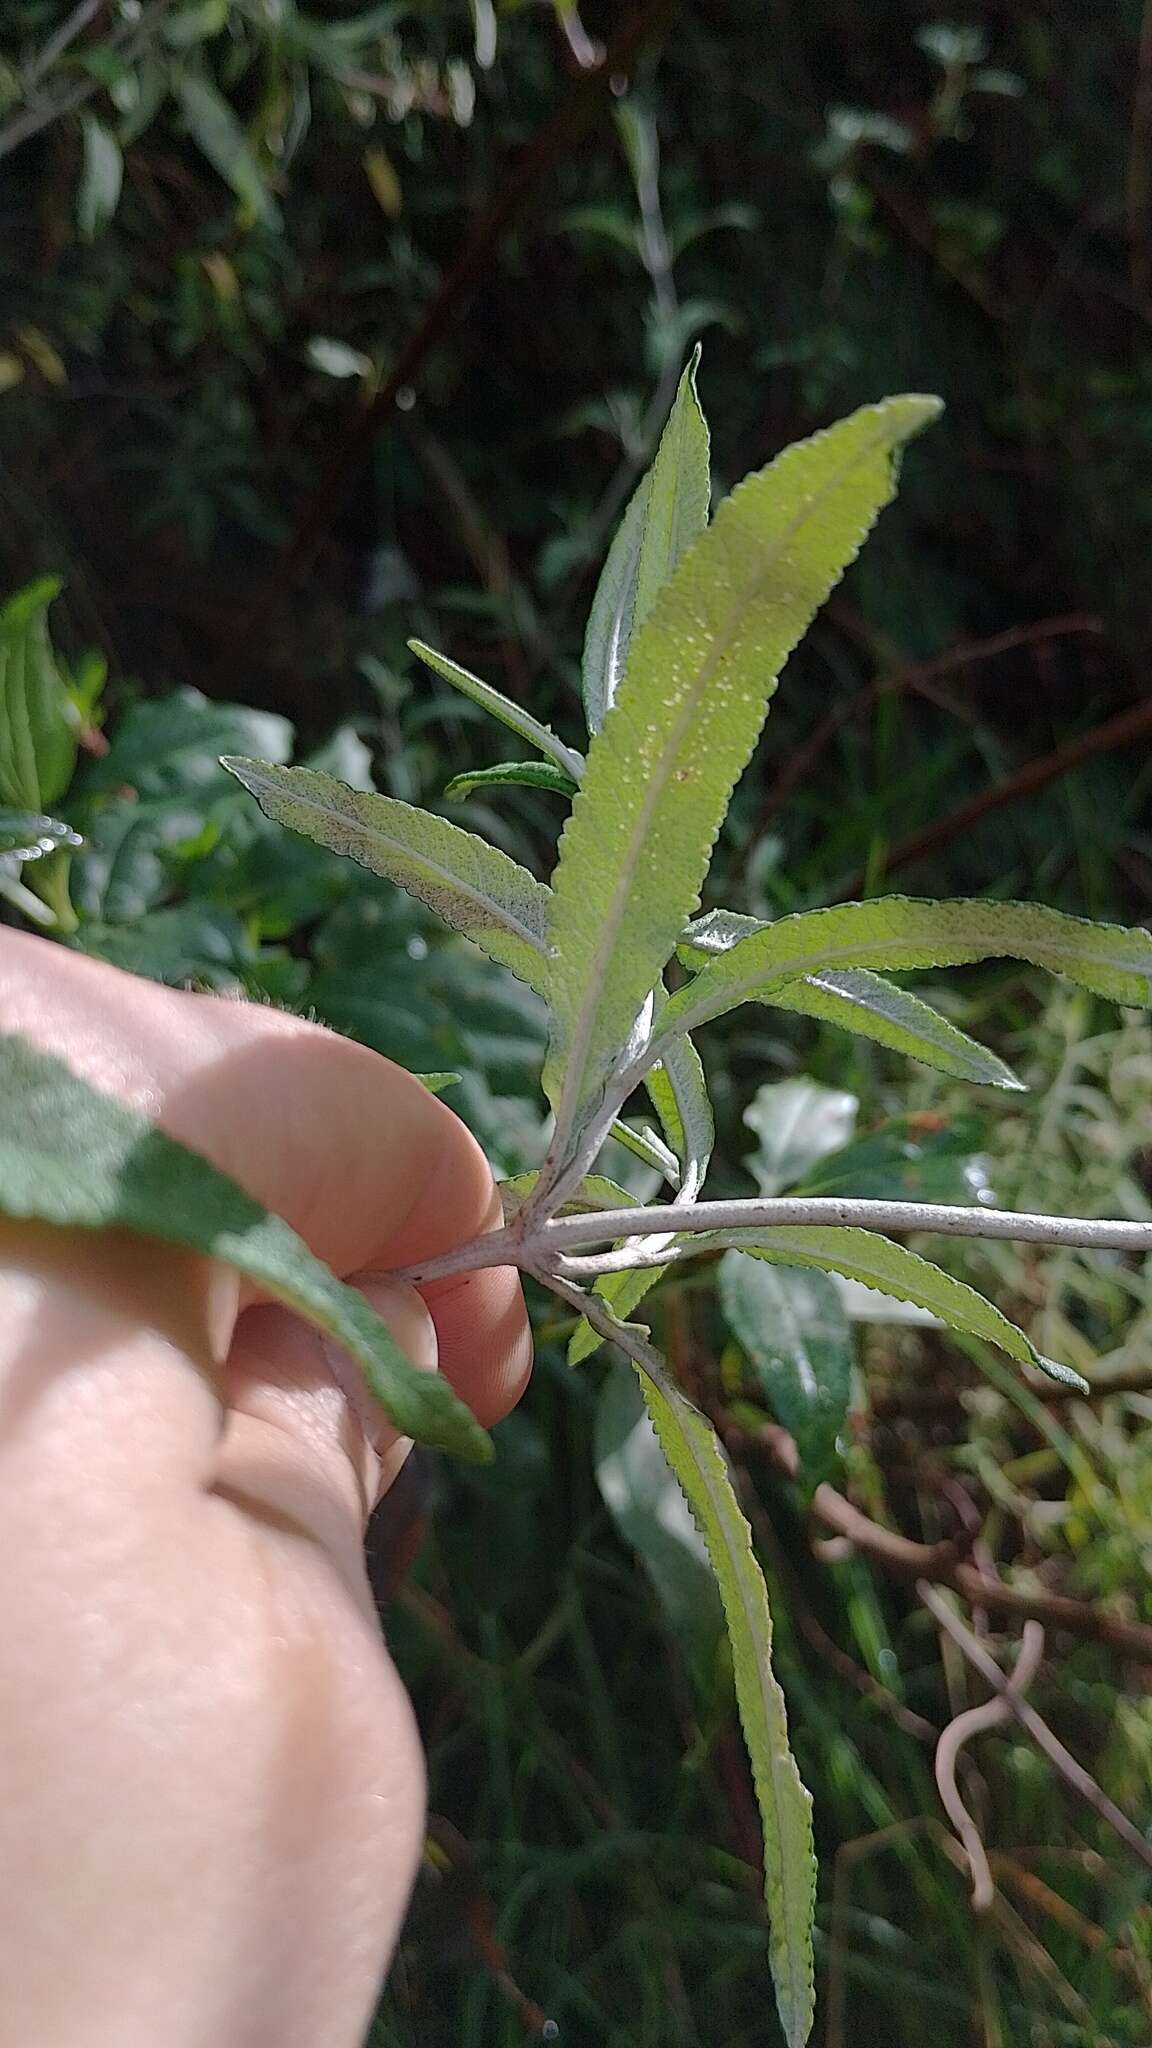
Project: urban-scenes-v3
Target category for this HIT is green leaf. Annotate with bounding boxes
[656,896,1152,1048]
[595,1360,723,1691]
[0,809,82,862]
[83,688,293,799]
[719,1255,853,1481]
[443,760,578,802]
[581,350,711,734]
[173,71,279,225]
[794,1112,997,1207]
[687,1226,1087,1391]
[742,1078,858,1197]
[680,920,1025,1088]
[629,1342,816,2045]
[643,1031,714,1200]
[77,115,124,241]
[222,759,552,990]
[608,1118,681,1185]
[409,640,583,780]
[0,578,77,812]
[414,1071,461,1095]
[0,1037,490,1461]
[765,969,1023,1089]
[544,397,941,1165]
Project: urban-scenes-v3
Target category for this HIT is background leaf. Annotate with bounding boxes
[0,1035,489,1461]
[0,577,76,811]
[595,1359,724,1693]
[410,639,584,779]
[173,71,280,225]
[742,1077,859,1196]
[720,1254,854,1482]
[77,115,124,242]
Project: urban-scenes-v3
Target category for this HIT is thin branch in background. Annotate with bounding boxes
[837,688,1152,899]
[744,614,1103,850]
[918,1583,1152,1876]
[803,1481,1152,1661]
[932,1619,1045,1910]
[22,0,106,88]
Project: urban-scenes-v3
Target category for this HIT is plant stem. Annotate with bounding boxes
[390,1196,1152,1287]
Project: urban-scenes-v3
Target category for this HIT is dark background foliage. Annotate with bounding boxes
[2,4,1152,2042]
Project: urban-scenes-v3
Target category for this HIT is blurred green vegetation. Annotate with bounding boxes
[2,3,1152,2042]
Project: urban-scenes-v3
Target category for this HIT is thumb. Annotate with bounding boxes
[213,1279,438,1588]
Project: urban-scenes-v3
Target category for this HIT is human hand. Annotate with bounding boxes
[0,928,532,2048]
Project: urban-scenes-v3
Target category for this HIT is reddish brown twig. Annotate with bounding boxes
[837,689,1152,898]
[751,614,1102,844]
[808,1482,1152,1662]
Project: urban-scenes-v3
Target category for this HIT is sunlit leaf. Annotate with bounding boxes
[657,896,1152,1048]
[685,1226,1087,1390]
[644,1031,714,1200]
[545,397,941,1170]
[581,350,711,734]
[742,1077,858,1196]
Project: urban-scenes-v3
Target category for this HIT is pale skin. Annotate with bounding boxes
[0,927,533,2048]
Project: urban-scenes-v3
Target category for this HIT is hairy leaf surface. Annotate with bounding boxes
[545,397,941,1164]
[582,351,711,733]
[632,1344,816,2045]
[223,759,551,989]
[656,897,1152,1048]
[444,760,578,802]
[686,1226,1086,1389]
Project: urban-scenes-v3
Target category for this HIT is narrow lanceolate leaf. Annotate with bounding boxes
[582,350,711,734]
[644,1032,714,1200]
[409,640,584,781]
[655,897,1152,1050]
[632,1345,816,2045]
[770,970,1023,1089]
[686,1226,1086,1391]
[682,917,1023,1086]
[222,758,551,990]
[545,397,941,1165]
[500,1172,638,1221]
[0,1037,490,1461]
[609,1118,682,1186]
[444,760,578,802]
